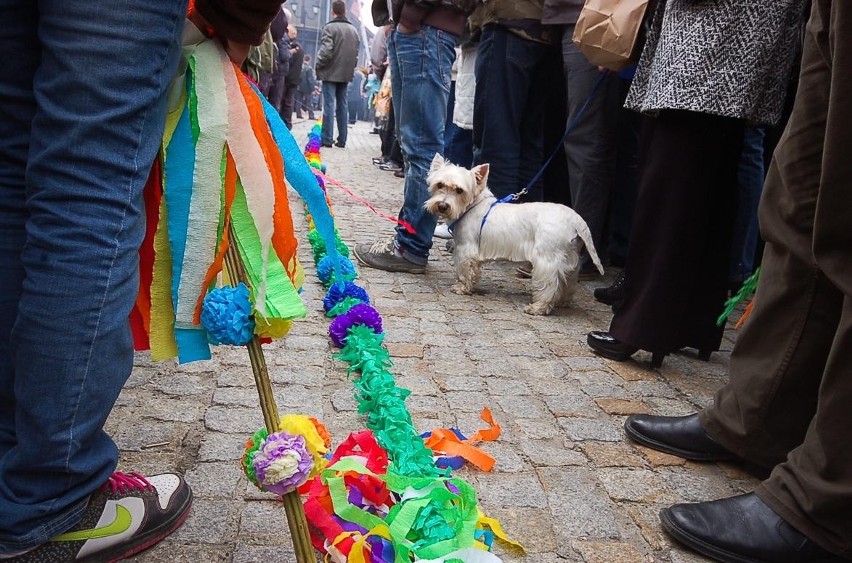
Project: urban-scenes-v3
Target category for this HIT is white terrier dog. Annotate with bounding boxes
[424,154,604,315]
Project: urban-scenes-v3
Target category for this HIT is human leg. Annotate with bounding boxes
[281,83,297,129]
[561,26,620,266]
[606,111,743,356]
[0,0,187,552]
[321,80,336,145]
[392,26,456,260]
[335,82,349,146]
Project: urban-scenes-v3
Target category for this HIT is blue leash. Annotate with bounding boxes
[454,70,611,238]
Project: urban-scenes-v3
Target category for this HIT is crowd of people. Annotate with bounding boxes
[2,0,851,561]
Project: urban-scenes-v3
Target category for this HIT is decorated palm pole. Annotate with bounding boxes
[130,23,344,562]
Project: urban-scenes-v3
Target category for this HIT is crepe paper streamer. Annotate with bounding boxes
[200,283,256,345]
[309,228,351,265]
[250,431,314,495]
[735,299,755,329]
[327,430,390,475]
[310,417,332,449]
[421,429,467,470]
[296,133,522,562]
[318,172,416,235]
[323,281,370,313]
[717,267,760,326]
[329,304,384,348]
[414,548,503,563]
[476,512,525,551]
[133,30,352,362]
[318,254,358,286]
[304,122,328,174]
[327,296,366,318]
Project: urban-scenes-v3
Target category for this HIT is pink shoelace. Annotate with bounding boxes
[103,471,154,494]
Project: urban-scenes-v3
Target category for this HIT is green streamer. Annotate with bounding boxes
[717,267,760,326]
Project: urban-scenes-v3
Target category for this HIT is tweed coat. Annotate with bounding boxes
[626,0,806,126]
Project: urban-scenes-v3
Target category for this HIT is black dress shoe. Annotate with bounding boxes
[321,142,333,148]
[334,141,345,148]
[594,270,626,306]
[661,493,841,563]
[624,413,737,461]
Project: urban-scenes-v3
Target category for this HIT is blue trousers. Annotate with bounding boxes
[321,81,349,146]
[0,0,186,552]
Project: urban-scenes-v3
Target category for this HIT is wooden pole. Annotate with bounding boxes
[224,226,317,563]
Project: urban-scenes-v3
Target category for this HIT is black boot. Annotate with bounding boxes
[594,270,626,306]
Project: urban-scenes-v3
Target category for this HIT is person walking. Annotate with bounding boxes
[0,1,282,560]
[622,3,852,561]
[316,0,360,148]
[355,0,476,273]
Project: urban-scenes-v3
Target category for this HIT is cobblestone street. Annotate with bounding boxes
[117,118,750,563]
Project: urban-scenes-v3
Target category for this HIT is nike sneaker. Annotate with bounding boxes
[12,471,192,562]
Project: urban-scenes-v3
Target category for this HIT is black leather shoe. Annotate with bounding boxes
[661,493,841,562]
[625,413,737,461]
[321,142,333,148]
[594,270,626,306]
[587,330,638,360]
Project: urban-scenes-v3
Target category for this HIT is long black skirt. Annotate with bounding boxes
[609,109,745,354]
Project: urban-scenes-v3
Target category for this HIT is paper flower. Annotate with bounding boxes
[317,255,358,286]
[323,281,370,313]
[252,431,314,495]
[254,317,292,339]
[200,283,255,345]
[326,296,365,318]
[279,414,329,477]
[310,417,332,449]
[328,303,383,348]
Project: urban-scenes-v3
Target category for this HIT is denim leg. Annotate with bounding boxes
[0,0,186,552]
[472,26,553,199]
[0,1,39,459]
[729,126,766,282]
[321,81,337,145]
[388,25,457,260]
[336,82,349,145]
[561,26,620,263]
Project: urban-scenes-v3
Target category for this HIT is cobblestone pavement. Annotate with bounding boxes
[118,118,751,563]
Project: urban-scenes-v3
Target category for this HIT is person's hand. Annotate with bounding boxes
[397,21,420,35]
[188,10,251,66]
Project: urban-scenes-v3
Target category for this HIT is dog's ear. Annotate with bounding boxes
[429,153,446,176]
[472,163,490,189]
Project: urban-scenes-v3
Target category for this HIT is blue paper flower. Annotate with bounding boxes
[317,255,358,286]
[322,281,369,313]
[200,283,255,345]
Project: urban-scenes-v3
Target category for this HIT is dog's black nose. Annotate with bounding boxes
[437,202,449,213]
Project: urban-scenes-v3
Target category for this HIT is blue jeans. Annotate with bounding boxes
[0,0,186,553]
[388,25,457,262]
[730,126,766,283]
[472,25,556,201]
[321,81,349,146]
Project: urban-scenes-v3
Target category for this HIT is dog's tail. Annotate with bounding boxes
[574,216,605,275]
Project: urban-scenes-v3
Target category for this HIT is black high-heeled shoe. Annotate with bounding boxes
[588,331,667,368]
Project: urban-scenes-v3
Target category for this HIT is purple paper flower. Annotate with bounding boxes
[252,431,314,495]
[328,303,383,347]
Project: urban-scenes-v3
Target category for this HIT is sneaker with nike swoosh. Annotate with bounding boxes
[10,472,192,562]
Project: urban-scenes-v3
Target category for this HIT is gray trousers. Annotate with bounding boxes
[561,26,621,264]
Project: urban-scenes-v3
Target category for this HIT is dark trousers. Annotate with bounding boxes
[609,110,744,354]
[472,25,557,201]
[281,83,298,129]
[380,100,402,165]
[701,2,852,557]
